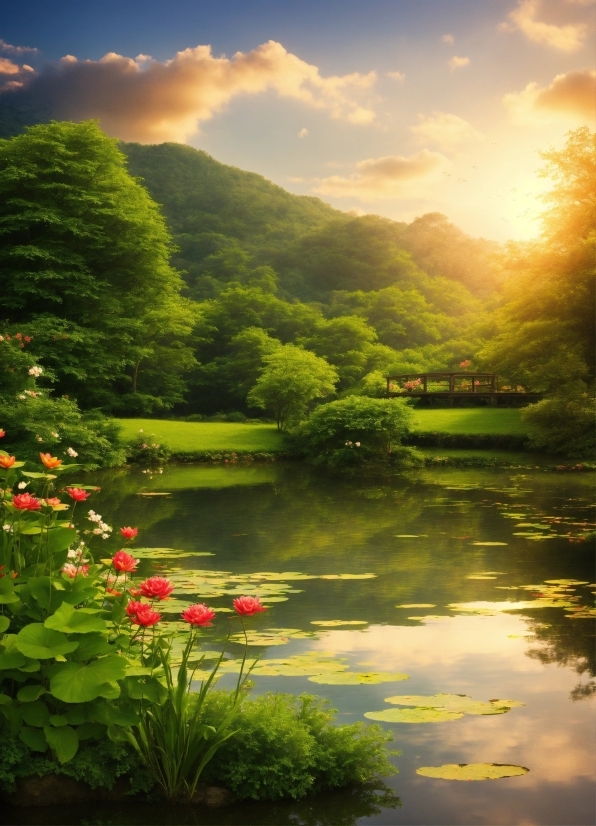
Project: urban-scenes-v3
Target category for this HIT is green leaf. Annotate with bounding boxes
[0,650,26,669]
[415,763,529,780]
[17,685,46,702]
[45,604,107,635]
[73,633,113,661]
[46,527,77,556]
[0,579,19,605]
[27,577,54,610]
[49,715,69,727]
[44,724,79,763]
[76,722,106,741]
[364,708,463,723]
[50,655,127,703]
[21,700,50,727]
[0,615,11,633]
[309,672,409,685]
[15,624,79,660]
[19,726,48,752]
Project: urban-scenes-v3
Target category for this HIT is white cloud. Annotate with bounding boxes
[0,57,20,75]
[504,69,596,123]
[312,149,449,200]
[298,127,308,138]
[500,0,587,52]
[8,40,377,143]
[448,55,470,69]
[0,39,38,55]
[411,112,484,150]
[442,34,455,44]
[387,70,405,81]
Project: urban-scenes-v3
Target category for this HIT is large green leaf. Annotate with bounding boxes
[0,649,26,669]
[44,724,79,763]
[50,655,128,703]
[15,624,79,660]
[17,685,46,703]
[45,604,107,635]
[21,700,50,727]
[0,578,19,605]
[19,726,48,753]
[0,615,11,633]
[46,527,77,556]
[73,633,114,661]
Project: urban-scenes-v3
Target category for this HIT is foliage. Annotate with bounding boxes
[0,735,149,795]
[201,692,397,801]
[248,345,338,431]
[0,121,196,414]
[126,430,171,467]
[294,396,414,466]
[115,420,284,454]
[522,384,595,457]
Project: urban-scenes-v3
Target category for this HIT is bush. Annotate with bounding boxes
[522,383,595,457]
[293,396,415,467]
[201,692,397,801]
[126,430,171,466]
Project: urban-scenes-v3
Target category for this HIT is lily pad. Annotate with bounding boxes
[471,542,508,546]
[408,615,451,622]
[396,604,436,609]
[319,574,377,580]
[383,694,524,716]
[310,620,368,626]
[544,579,588,585]
[466,576,497,580]
[309,671,409,685]
[136,492,172,496]
[416,763,529,781]
[229,628,317,646]
[365,708,462,723]
[394,535,422,538]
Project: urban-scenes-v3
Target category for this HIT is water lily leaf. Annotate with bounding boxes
[319,574,377,580]
[15,625,79,660]
[230,628,317,646]
[133,548,201,559]
[396,604,436,609]
[472,542,508,546]
[45,604,107,635]
[545,579,588,585]
[415,763,529,781]
[249,572,317,581]
[466,576,497,580]
[309,671,409,685]
[50,655,127,703]
[136,492,171,496]
[44,724,78,763]
[394,535,422,538]
[383,694,524,716]
[365,708,462,723]
[19,726,48,753]
[408,615,452,622]
[250,653,349,677]
[310,620,368,626]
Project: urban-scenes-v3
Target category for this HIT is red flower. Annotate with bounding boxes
[62,563,89,578]
[66,487,90,502]
[44,497,62,507]
[0,455,16,469]
[132,605,161,627]
[182,603,216,627]
[40,453,62,469]
[139,576,174,600]
[106,587,123,597]
[0,430,5,438]
[12,493,41,511]
[125,600,144,618]
[112,550,138,573]
[119,526,138,540]
[129,587,142,597]
[233,596,267,616]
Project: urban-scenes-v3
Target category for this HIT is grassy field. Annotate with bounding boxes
[410,408,528,435]
[115,419,284,453]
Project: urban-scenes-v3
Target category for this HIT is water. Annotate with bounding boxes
[5,463,595,825]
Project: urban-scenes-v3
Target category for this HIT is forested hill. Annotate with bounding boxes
[122,141,503,303]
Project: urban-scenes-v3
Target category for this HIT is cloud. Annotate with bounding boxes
[312,149,448,200]
[448,55,470,69]
[442,34,455,44]
[387,70,405,81]
[504,69,596,123]
[411,112,484,150]
[2,40,377,143]
[500,0,587,51]
[298,127,308,138]
[0,57,20,75]
[0,39,38,55]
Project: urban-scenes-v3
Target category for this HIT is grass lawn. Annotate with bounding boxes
[114,419,284,453]
[410,408,529,435]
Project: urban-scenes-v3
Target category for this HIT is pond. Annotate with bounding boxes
[4,462,594,826]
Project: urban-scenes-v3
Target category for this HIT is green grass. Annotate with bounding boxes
[410,408,528,435]
[114,419,284,453]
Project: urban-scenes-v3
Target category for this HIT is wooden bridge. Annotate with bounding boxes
[386,373,541,406]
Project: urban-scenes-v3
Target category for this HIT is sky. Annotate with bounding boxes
[1,0,594,241]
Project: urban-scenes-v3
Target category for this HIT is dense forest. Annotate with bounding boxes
[0,121,593,454]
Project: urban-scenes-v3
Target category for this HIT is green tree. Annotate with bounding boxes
[0,121,196,413]
[247,345,338,430]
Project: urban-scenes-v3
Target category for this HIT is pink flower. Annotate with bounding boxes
[44,497,62,507]
[233,596,267,616]
[132,605,161,627]
[12,493,41,511]
[459,360,471,369]
[0,455,16,469]
[139,576,174,601]
[120,526,139,540]
[182,603,216,627]
[66,488,91,502]
[112,550,138,573]
[62,563,89,578]
[125,600,144,618]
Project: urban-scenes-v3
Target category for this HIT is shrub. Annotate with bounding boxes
[201,692,397,801]
[522,383,595,457]
[126,430,171,466]
[293,396,415,466]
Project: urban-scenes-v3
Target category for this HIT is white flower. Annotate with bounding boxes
[355,442,361,447]
[66,447,78,457]
[98,521,111,533]
[28,365,43,377]
[3,524,12,533]
[67,548,78,559]
[93,528,103,535]
[36,436,43,442]
[18,394,26,400]
[101,533,110,539]
[17,481,29,489]
[0,336,4,342]
[87,510,102,523]
[51,431,59,439]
